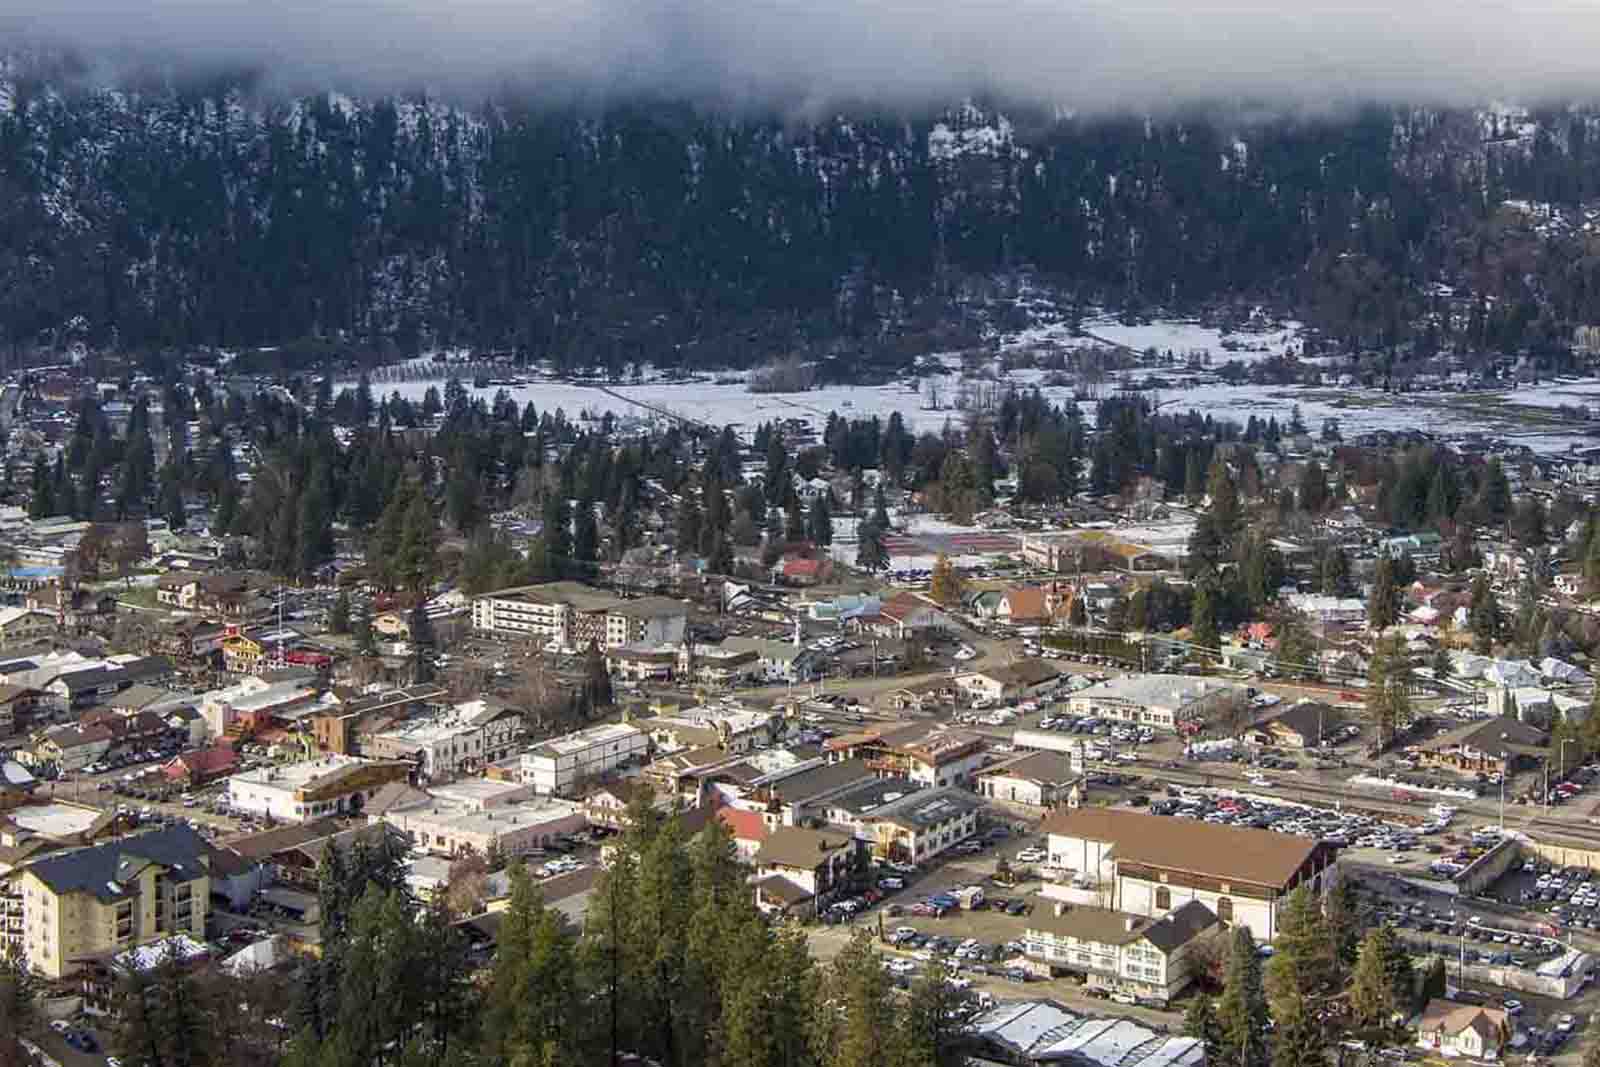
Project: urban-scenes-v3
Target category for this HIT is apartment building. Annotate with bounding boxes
[17,825,215,979]
[471,581,686,649]
[1023,900,1220,1004]
[823,721,989,789]
[520,722,649,796]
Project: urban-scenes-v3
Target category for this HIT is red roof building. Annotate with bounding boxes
[716,805,771,860]
[163,744,239,785]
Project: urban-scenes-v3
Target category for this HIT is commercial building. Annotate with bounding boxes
[823,721,988,789]
[976,750,1081,808]
[641,704,778,755]
[1039,809,1339,943]
[226,755,412,823]
[470,581,686,649]
[1251,701,1342,749]
[968,1000,1204,1067]
[16,825,216,979]
[379,793,586,859]
[955,659,1065,704]
[1022,900,1220,1004]
[310,685,448,756]
[859,787,983,864]
[363,698,525,779]
[752,826,859,918]
[1066,674,1243,732]
[520,722,649,796]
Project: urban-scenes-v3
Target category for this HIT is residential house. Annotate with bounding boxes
[1023,900,1220,1004]
[752,825,859,918]
[846,592,953,639]
[1416,999,1509,1059]
[309,684,447,755]
[998,588,1049,626]
[641,704,778,755]
[25,585,116,629]
[1252,702,1341,749]
[0,684,38,739]
[161,745,240,787]
[28,723,113,772]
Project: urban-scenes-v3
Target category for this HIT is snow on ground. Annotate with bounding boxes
[1493,379,1600,411]
[998,315,1305,363]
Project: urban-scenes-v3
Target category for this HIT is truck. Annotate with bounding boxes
[955,885,986,910]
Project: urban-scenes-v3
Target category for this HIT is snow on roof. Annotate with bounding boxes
[115,934,209,973]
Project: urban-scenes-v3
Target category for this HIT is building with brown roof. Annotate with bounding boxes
[751,825,859,918]
[823,721,989,789]
[1039,808,1339,944]
[1022,899,1220,1003]
[977,750,1081,808]
[1416,999,1509,1059]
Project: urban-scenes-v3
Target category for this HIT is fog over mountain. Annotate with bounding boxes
[10,0,1600,110]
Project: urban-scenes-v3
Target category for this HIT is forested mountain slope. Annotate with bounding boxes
[2,60,1598,371]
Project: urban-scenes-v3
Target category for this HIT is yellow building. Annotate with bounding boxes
[17,825,215,979]
[221,631,264,674]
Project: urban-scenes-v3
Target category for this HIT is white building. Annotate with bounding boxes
[471,581,685,650]
[379,793,586,859]
[1066,674,1242,731]
[1038,809,1339,944]
[520,722,649,796]
[1284,594,1366,625]
[859,787,983,865]
[225,755,412,823]
[976,750,1081,808]
[1023,899,1220,1004]
[364,698,524,779]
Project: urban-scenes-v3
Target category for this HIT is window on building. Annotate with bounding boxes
[1216,897,1233,924]
[1154,886,1170,910]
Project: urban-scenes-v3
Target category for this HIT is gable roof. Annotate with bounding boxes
[1264,701,1340,741]
[1418,999,1508,1041]
[1040,808,1321,889]
[716,805,770,844]
[1003,588,1047,619]
[754,825,853,870]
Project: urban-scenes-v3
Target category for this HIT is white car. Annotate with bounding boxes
[1016,848,1046,863]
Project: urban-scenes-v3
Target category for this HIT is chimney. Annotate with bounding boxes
[1054,901,1067,918]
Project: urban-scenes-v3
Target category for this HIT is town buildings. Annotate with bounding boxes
[1066,674,1242,732]
[470,581,686,649]
[362,698,525,779]
[15,825,216,979]
[751,825,858,918]
[1040,809,1340,943]
[520,722,649,796]
[976,750,1081,808]
[1022,899,1221,1004]
[226,755,412,823]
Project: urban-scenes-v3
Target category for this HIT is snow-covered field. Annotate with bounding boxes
[1000,314,1306,364]
[359,316,1600,456]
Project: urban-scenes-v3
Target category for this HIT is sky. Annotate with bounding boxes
[8,1,1600,111]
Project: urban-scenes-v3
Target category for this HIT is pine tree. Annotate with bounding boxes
[1367,634,1413,745]
[1350,925,1402,1033]
[1469,575,1500,653]
[872,483,890,528]
[329,589,351,634]
[353,603,377,657]
[896,958,978,1067]
[808,494,834,546]
[1182,994,1222,1062]
[1368,554,1400,631]
[856,521,889,574]
[573,499,599,562]
[410,601,438,684]
[1190,581,1219,662]
[820,929,902,1067]
[0,950,40,1067]
[1214,926,1268,1067]
[1265,886,1334,1019]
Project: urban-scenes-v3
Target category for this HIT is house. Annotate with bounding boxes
[1416,999,1509,1059]
[716,804,770,860]
[1039,808,1340,943]
[362,698,526,779]
[607,644,680,683]
[155,571,253,612]
[1023,899,1221,1004]
[309,684,447,755]
[161,745,240,787]
[956,659,1065,704]
[846,592,952,639]
[716,637,811,682]
[998,588,1048,626]
[739,757,879,828]
[976,750,1081,808]
[0,606,55,648]
[775,556,824,587]
[16,825,217,979]
[0,684,38,739]
[28,723,113,772]
[641,704,778,755]
[751,825,859,917]
[26,585,116,629]
[1253,701,1341,749]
